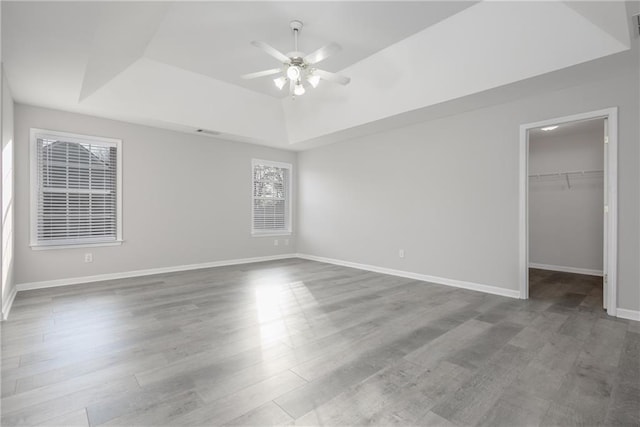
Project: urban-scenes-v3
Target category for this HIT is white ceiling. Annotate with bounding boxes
[145,2,477,98]
[1,1,634,150]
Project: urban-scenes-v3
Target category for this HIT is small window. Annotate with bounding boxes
[30,129,122,248]
[252,159,292,235]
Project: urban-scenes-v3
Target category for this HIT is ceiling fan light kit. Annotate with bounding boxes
[273,76,287,90]
[242,20,351,99]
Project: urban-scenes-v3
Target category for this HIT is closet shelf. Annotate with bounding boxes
[528,169,603,189]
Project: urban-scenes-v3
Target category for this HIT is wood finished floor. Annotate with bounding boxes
[1,260,638,426]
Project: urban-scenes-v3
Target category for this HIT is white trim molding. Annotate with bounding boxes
[529,263,603,277]
[251,158,293,236]
[296,253,520,299]
[2,286,17,320]
[616,309,640,322]
[519,107,618,316]
[16,254,297,291]
[29,128,123,249]
[11,254,636,321]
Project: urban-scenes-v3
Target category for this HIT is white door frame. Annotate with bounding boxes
[518,107,618,317]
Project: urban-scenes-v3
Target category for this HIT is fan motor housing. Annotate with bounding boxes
[288,55,305,66]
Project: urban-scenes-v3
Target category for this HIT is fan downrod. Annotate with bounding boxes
[288,20,304,57]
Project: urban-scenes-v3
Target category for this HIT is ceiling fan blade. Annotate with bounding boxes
[251,41,291,64]
[314,69,350,85]
[304,42,341,65]
[241,68,282,80]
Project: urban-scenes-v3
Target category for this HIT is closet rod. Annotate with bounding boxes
[528,169,604,189]
[528,169,604,179]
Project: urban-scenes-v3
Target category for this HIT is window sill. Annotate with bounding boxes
[30,240,123,251]
[252,231,292,237]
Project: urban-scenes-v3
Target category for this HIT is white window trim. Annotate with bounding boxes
[251,159,292,236]
[29,128,123,250]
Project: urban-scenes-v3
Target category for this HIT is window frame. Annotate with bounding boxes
[251,159,292,237]
[29,128,123,250]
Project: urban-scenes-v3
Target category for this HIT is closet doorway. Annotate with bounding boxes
[519,108,618,316]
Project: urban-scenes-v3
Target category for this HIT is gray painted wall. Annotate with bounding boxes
[297,62,639,312]
[14,105,297,285]
[1,65,15,316]
[529,121,604,273]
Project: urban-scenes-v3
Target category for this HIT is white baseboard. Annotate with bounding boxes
[296,253,520,299]
[529,263,603,277]
[2,286,17,320]
[617,308,640,322]
[15,254,297,292]
[11,253,637,322]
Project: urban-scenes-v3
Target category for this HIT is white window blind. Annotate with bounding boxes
[252,160,291,234]
[31,129,121,247]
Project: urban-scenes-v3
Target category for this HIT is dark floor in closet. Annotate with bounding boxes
[529,268,604,312]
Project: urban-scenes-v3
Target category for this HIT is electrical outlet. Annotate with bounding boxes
[398,249,405,258]
[84,253,93,263]
[274,239,279,246]
[284,239,289,246]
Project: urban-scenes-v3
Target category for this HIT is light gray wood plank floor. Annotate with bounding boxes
[1,261,638,426]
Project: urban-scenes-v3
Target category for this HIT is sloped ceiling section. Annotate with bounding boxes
[564,1,631,46]
[81,57,289,146]
[79,3,170,102]
[1,1,632,150]
[283,1,631,146]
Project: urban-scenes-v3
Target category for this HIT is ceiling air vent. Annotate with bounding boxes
[196,129,221,136]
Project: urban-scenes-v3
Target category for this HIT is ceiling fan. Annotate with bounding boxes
[241,20,350,98]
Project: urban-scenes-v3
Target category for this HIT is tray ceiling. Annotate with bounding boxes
[1,1,633,150]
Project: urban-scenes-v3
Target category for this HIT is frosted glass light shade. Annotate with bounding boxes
[294,83,305,96]
[273,77,287,90]
[308,75,320,88]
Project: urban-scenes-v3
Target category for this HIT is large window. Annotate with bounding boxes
[252,159,292,235]
[30,129,122,248]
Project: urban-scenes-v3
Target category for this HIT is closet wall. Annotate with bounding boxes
[528,119,604,275]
